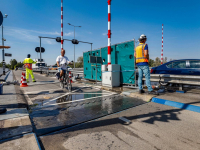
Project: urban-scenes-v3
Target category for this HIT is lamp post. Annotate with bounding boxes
[68,23,81,69]
[1,14,8,75]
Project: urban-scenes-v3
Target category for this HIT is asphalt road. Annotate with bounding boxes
[13,70,200,150]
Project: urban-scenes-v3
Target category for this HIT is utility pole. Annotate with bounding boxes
[1,14,8,75]
[68,23,81,69]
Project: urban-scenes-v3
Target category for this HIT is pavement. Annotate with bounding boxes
[0,71,40,149]
[0,70,199,150]
[40,102,200,150]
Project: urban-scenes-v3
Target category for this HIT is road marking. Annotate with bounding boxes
[43,92,112,105]
[43,94,114,106]
[119,117,132,124]
[24,88,63,94]
[152,97,200,113]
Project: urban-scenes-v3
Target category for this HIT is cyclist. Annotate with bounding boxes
[55,49,72,80]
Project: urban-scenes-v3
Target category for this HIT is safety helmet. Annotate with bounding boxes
[27,54,31,58]
[139,34,147,41]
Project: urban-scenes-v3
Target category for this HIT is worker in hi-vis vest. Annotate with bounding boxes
[134,34,158,95]
[23,54,37,82]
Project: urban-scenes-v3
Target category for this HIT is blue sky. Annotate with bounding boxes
[1,0,200,65]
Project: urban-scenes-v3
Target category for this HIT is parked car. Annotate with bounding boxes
[151,59,200,75]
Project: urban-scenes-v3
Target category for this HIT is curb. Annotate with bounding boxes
[152,97,200,113]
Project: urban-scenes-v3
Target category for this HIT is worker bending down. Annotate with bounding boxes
[23,54,37,82]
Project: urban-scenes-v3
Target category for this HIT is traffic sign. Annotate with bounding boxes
[5,53,12,57]
[0,11,3,26]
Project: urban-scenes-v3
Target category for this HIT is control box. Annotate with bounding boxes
[102,64,120,87]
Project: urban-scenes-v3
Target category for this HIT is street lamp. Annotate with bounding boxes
[68,23,81,69]
[1,14,8,75]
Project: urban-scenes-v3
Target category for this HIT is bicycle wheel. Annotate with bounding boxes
[67,76,72,92]
[60,75,65,89]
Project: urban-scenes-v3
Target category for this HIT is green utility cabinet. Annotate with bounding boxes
[83,40,135,85]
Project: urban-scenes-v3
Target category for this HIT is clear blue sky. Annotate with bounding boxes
[1,0,200,65]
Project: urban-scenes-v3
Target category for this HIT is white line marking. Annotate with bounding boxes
[24,88,62,94]
[43,94,114,106]
[43,92,111,105]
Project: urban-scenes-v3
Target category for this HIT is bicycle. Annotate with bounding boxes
[58,64,72,92]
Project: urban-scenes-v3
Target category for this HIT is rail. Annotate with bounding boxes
[144,74,200,86]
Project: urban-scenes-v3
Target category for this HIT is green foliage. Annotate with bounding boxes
[148,59,154,67]
[151,57,168,67]
[0,60,24,70]
[68,56,83,68]
[9,59,18,70]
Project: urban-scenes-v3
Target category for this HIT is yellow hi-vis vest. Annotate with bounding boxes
[135,43,149,63]
[23,58,36,70]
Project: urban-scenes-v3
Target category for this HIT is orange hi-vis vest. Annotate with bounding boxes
[135,43,149,63]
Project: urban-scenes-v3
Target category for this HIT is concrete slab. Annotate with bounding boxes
[0,108,28,121]
[0,116,32,140]
[0,133,40,150]
[40,102,200,150]
[121,89,156,102]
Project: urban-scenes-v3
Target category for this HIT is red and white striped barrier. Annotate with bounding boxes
[107,0,111,65]
[161,24,164,64]
[20,73,28,87]
[61,0,64,50]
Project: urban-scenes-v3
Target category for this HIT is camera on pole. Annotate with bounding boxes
[72,39,79,44]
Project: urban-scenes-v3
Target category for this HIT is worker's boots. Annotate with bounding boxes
[139,89,145,94]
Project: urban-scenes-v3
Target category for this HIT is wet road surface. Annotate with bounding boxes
[30,92,146,136]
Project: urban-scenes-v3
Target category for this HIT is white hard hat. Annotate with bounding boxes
[139,34,147,40]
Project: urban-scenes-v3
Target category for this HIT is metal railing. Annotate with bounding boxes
[144,74,200,86]
[21,67,200,86]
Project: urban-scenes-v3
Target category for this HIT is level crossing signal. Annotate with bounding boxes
[35,47,45,53]
[71,39,79,44]
[56,37,62,42]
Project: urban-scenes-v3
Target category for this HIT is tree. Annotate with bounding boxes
[153,57,161,67]
[10,59,18,70]
[14,61,24,69]
[149,59,154,67]
[163,57,167,64]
